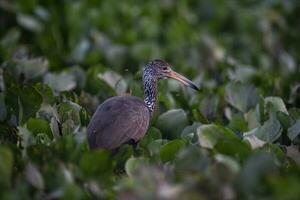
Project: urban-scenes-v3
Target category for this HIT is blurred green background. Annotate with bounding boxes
[1,0,300,199]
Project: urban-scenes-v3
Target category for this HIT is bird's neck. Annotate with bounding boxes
[143,69,157,114]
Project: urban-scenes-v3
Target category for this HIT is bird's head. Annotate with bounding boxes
[144,59,199,91]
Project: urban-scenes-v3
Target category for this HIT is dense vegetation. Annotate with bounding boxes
[1,0,300,199]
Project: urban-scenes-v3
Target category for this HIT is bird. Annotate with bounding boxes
[87,59,199,150]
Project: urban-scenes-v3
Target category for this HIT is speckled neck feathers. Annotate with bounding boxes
[143,67,157,113]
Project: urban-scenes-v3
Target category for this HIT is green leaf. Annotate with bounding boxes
[214,139,251,162]
[174,146,209,172]
[228,113,248,132]
[181,122,202,142]
[265,96,288,115]
[255,118,282,143]
[61,119,75,135]
[287,120,300,141]
[57,101,82,124]
[139,127,162,148]
[44,72,76,92]
[215,154,240,173]
[200,94,219,119]
[243,128,266,149]
[34,83,55,105]
[225,82,259,113]
[156,109,188,139]
[6,85,43,124]
[113,144,134,169]
[79,150,113,179]
[160,139,186,163]
[27,118,52,138]
[14,56,49,81]
[62,184,85,200]
[125,157,149,178]
[85,67,116,96]
[276,111,290,130]
[0,147,13,189]
[239,152,277,193]
[147,139,169,156]
[197,124,237,149]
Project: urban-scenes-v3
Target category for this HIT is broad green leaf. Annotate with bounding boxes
[243,128,266,149]
[245,108,260,129]
[287,120,300,141]
[14,56,49,81]
[276,111,290,130]
[156,109,188,139]
[261,143,286,165]
[265,96,288,115]
[113,144,134,169]
[97,70,123,91]
[0,147,13,189]
[57,101,82,124]
[147,139,168,156]
[34,83,55,105]
[197,124,237,149]
[225,82,259,113]
[62,184,85,200]
[181,122,202,142]
[239,152,277,193]
[174,146,209,172]
[44,72,76,92]
[255,118,282,143]
[62,119,75,135]
[200,94,219,120]
[125,157,149,178]
[228,113,248,132]
[215,154,240,173]
[139,127,162,148]
[27,118,52,138]
[215,139,252,162]
[85,67,116,96]
[19,86,43,123]
[6,85,43,124]
[160,139,186,163]
[79,150,113,179]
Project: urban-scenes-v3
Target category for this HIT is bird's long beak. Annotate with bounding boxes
[166,70,200,91]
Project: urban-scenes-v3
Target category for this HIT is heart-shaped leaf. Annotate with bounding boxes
[225,82,259,113]
[160,139,186,163]
[156,109,188,139]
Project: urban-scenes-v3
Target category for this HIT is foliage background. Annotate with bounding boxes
[1,0,300,199]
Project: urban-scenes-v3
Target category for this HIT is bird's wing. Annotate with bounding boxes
[87,96,150,149]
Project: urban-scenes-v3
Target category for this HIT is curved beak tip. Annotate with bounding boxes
[167,70,200,92]
[192,84,200,91]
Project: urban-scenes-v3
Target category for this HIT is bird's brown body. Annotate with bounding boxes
[87,59,199,150]
[87,96,150,149]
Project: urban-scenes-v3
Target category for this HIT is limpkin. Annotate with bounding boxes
[87,59,199,150]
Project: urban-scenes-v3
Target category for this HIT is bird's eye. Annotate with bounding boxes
[163,67,168,70]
